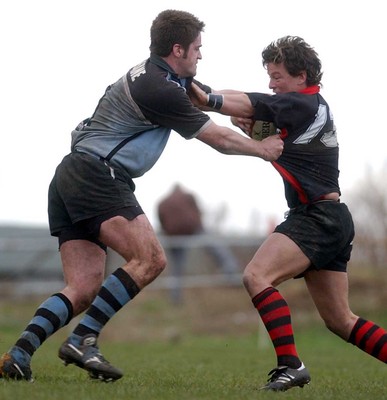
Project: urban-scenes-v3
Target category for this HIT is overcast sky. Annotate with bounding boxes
[1,0,386,234]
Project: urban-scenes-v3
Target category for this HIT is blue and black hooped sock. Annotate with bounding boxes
[10,293,73,365]
[68,268,140,345]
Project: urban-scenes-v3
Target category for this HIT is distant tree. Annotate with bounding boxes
[347,164,387,267]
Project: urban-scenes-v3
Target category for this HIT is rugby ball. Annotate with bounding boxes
[251,120,278,141]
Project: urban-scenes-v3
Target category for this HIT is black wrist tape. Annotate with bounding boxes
[207,93,224,110]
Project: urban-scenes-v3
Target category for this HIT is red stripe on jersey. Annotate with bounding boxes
[272,161,309,204]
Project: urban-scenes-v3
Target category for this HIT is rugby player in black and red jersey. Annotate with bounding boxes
[192,35,387,391]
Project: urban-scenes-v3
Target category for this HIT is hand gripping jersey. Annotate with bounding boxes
[247,86,340,208]
[71,54,211,179]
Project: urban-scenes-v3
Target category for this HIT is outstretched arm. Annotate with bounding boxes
[196,120,283,162]
[189,82,254,118]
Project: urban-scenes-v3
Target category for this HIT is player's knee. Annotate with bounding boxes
[139,246,167,282]
[242,267,261,292]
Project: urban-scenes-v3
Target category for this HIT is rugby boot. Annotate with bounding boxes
[261,363,311,391]
[58,334,123,382]
[0,352,34,382]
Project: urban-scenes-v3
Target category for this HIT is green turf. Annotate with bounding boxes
[1,281,387,399]
[0,328,385,400]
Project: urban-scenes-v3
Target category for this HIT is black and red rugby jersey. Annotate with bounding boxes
[247,86,340,208]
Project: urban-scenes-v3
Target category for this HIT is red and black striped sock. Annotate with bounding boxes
[348,317,387,362]
[252,287,301,369]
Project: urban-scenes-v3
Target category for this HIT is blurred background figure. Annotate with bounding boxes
[158,183,241,304]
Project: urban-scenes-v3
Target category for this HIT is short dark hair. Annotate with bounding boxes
[150,10,205,57]
[262,36,323,86]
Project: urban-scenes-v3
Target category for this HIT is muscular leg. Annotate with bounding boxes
[244,233,310,368]
[61,239,107,316]
[66,214,166,343]
[55,214,168,381]
[99,214,166,288]
[0,239,106,380]
[243,233,310,296]
[305,269,387,362]
[304,270,357,339]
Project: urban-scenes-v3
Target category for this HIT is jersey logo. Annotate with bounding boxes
[292,104,338,148]
[130,60,146,81]
[320,128,338,147]
[293,104,327,145]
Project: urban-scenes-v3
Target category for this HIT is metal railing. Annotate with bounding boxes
[0,226,265,299]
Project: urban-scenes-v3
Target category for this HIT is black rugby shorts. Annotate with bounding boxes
[48,152,143,246]
[274,200,355,273]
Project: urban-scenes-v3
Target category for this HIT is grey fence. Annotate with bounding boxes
[0,225,265,300]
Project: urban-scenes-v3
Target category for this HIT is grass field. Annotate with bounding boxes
[1,330,386,400]
[1,280,387,399]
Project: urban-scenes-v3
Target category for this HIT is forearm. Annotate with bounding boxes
[196,122,282,161]
[189,82,253,117]
[207,93,254,118]
[212,89,245,95]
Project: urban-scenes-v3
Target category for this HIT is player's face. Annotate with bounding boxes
[267,62,307,94]
[178,34,202,78]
